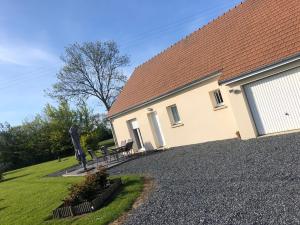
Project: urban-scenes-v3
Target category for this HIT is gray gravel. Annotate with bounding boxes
[109,132,300,225]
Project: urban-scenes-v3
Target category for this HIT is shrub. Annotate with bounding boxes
[81,128,113,152]
[80,133,90,152]
[63,166,108,206]
[81,132,100,152]
[0,166,4,182]
[98,138,115,149]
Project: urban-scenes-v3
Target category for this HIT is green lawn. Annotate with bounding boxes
[0,157,143,225]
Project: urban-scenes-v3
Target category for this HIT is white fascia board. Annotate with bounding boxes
[109,71,221,120]
[221,54,300,86]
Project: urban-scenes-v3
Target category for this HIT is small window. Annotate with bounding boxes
[211,89,224,108]
[167,105,181,125]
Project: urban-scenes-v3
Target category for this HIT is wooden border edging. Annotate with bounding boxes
[53,178,122,219]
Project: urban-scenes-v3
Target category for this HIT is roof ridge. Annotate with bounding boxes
[135,0,246,70]
[110,0,300,117]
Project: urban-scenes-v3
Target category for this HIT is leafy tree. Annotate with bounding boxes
[0,121,52,169]
[79,105,112,152]
[0,100,113,170]
[43,100,77,158]
[80,124,112,152]
[0,123,14,169]
[20,117,52,163]
[77,102,100,134]
[48,41,129,111]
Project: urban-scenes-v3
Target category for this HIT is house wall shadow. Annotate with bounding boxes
[0,206,8,212]
[143,142,155,150]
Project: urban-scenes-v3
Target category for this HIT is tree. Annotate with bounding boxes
[78,103,112,151]
[48,41,129,111]
[77,102,99,134]
[43,100,77,157]
[0,100,113,171]
[80,123,112,152]
[0,121,53,170]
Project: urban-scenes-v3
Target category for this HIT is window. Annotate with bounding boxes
[211,89,224,108]
[167,105,181,125]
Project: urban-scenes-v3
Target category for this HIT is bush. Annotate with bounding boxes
[80,132,101,152]
[98,138,115,149]
[0,166,4,182]
[63,166,108,206]
[80,125,113,152]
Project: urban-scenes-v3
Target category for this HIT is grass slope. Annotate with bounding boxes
[0,157,143,225]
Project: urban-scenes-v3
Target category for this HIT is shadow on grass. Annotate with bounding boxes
[103,178,142,205]
[4,168,23,176]
[0,206,8,211]
[44,214,54,221]
[60,158,68,162]
[122,179,142,188]
[2,173,30,183]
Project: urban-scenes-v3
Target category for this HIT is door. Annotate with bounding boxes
[132,128,143,149]
[244,67,300,135]
[129,119,144,150]
[149,112,166,147]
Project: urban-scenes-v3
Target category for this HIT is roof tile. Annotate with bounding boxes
[109,0,300,117]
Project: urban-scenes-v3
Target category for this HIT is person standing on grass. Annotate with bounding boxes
[69,125,87,170]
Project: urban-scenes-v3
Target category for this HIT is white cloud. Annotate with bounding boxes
[0,42,59,66]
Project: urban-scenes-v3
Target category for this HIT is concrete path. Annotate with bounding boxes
[63,158,131,177]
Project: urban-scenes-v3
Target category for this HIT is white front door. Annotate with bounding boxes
[244,67,300,135]
[149,112,166,147]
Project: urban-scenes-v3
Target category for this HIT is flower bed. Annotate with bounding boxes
[53,178,122,218]
[53,166,122,219]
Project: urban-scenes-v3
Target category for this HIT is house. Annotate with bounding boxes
[108,0,300,151]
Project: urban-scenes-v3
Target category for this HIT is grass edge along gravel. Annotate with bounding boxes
[0,156,143,225]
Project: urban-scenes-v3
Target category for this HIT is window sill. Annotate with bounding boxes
[171,122,184,128]
[213,105,227,111]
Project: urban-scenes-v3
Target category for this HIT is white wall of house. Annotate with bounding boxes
[111,59,300,150]
[225,59,300,139]
[111,76,239,151]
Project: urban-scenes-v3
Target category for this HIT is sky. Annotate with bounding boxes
[0,0,241,126]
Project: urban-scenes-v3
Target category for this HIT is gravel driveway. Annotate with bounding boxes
[109,133,300,225]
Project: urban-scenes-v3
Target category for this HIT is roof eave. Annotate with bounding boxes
[220,53,300,85]
[108,70,221,120]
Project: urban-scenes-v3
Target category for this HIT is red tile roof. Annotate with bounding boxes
[109,0,300,117]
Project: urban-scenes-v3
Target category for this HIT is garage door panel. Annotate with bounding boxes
[245,67,300,135]
[244,87,267,134]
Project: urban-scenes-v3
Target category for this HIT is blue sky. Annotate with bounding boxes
[0,0,241,125]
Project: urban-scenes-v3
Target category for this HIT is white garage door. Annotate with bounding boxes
[244,67,300,135]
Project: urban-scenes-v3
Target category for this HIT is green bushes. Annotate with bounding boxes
[98,138,115,148]
[63,166,109,206]
[0,165,4,182]
[80,133,100,152]
[81,124,113,151]
[0,101,112,171]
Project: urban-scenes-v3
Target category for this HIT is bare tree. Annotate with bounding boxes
[48,41,129,111]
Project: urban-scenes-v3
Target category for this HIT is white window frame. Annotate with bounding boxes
[167,104,182,126]
[210,89,224,108]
